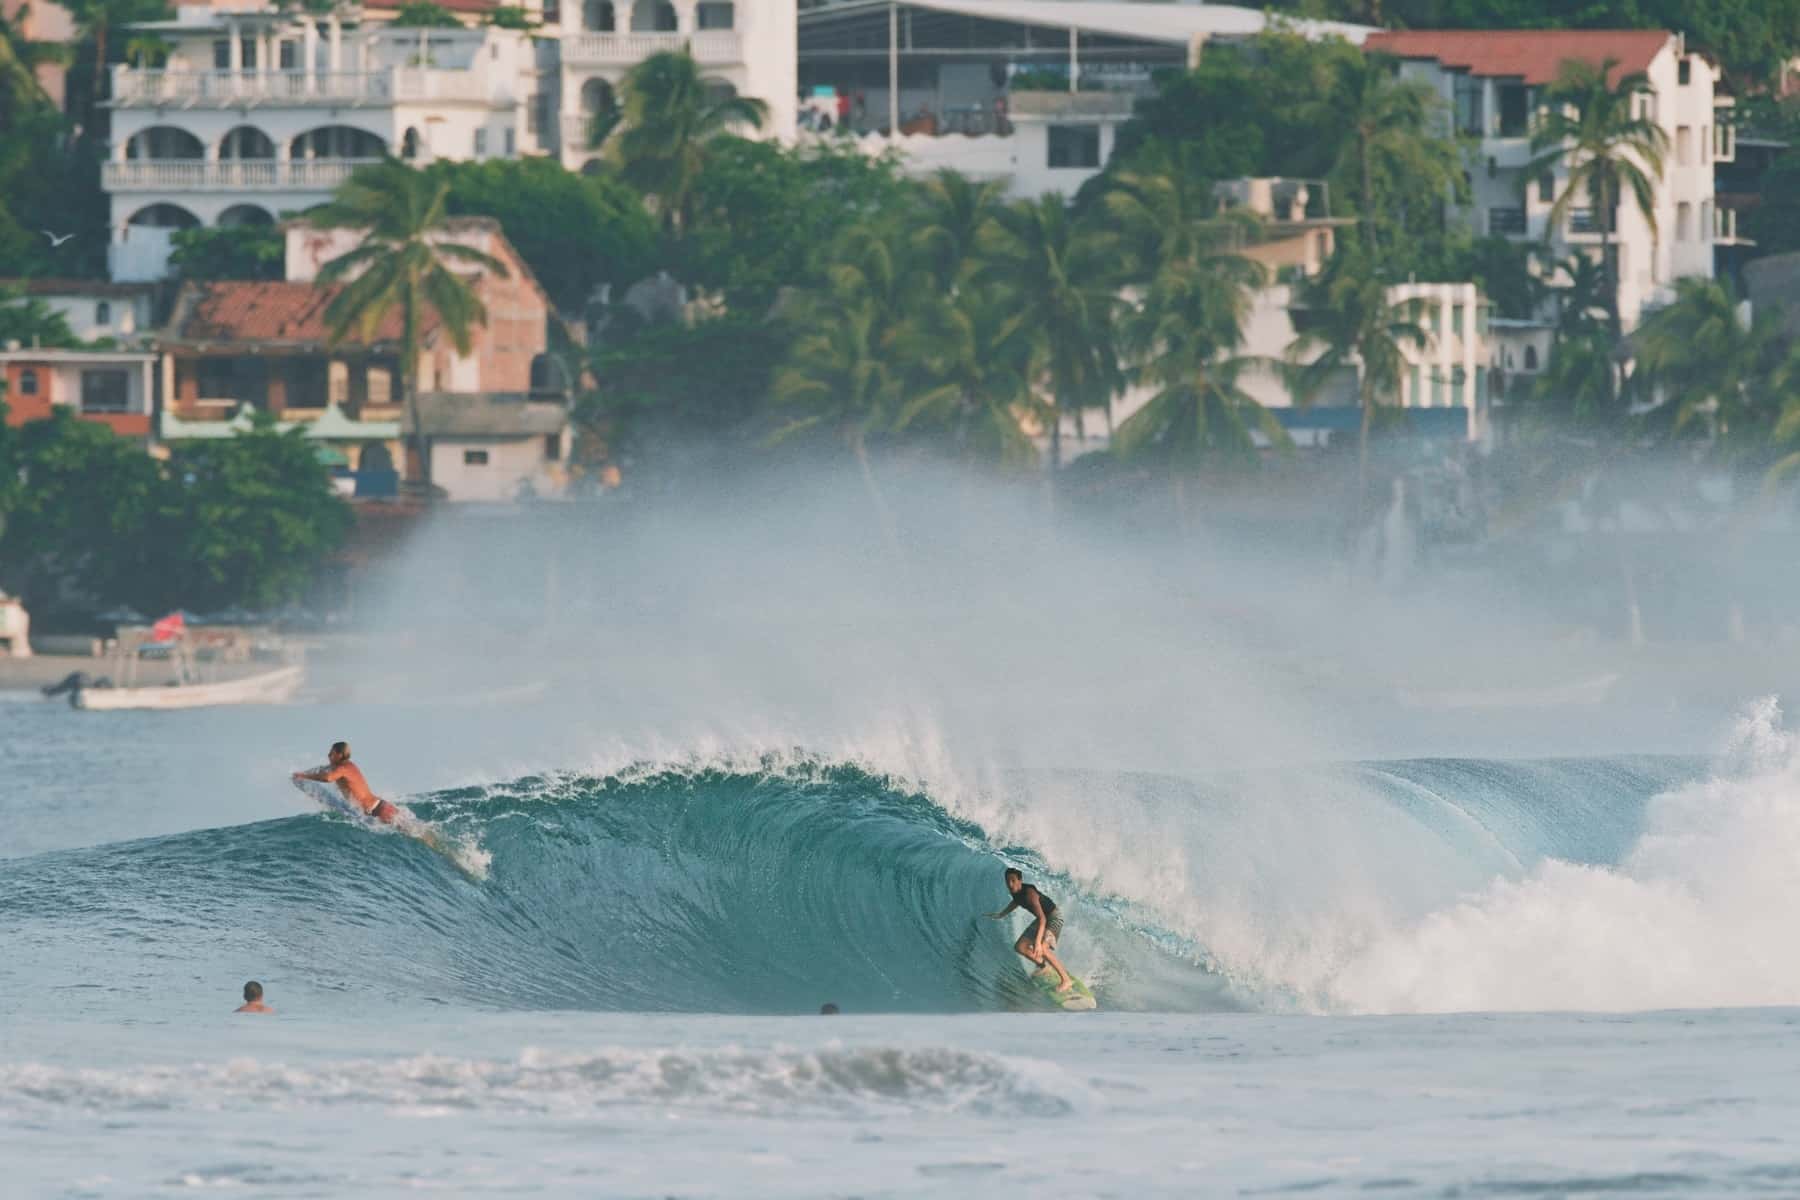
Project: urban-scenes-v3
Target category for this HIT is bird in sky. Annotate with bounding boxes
[41,230,75,247]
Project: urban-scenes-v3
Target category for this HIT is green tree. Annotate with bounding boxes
[168,225,285,282]
[0,286,81,347]
[1632,276,1793,457]
[484,5,535,29]
[1115,242,1281,520]
[66,0,167,119]
[584,312,790,454]
[910,169,1006,291]
[430,156,656,309]
[1316,50,1461,256]
[892,281,1039,467]
[310,160,507,489]
[607,50,769,238]
[990,193,1126,478]
[1530,327,1625,428]
[0,411,172,611]
[1744,149,1800,258]
[391,2,461,27]
[679,137,910,308]
[165,423,351,611]
[1527,57,1668,338]
[1288,249,1432,518]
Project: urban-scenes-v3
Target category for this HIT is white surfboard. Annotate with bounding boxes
[291,775,486,881]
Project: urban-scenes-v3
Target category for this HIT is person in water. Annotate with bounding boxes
[987,868,1074,992]
[236,981,272,1013]
[293,741,397,823]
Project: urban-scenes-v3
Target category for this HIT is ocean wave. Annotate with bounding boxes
[0,1045,1079,1118]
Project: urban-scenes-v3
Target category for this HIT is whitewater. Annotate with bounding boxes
[12,476,1800,1195]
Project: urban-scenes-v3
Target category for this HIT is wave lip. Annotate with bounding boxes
[0,1047,1079,1118]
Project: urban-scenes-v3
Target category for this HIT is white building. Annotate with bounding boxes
[548,0,796,169]
[0,280,159,345]
[1368,29,1725,331]
[798,0,1371,198]
[106,2,542,282]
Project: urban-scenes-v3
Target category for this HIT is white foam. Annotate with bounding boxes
[0,1045,1077,1118]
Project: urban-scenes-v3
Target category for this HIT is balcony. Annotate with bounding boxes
[104,158,383,192]
[1714,206,1754,246]
[563,30,741,66]
[109,67,501,108]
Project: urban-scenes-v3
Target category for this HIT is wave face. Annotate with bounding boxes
[4,743,1763,1016]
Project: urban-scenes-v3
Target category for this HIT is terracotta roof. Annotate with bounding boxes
[1364,29,1673,87]
[169,281,440,347]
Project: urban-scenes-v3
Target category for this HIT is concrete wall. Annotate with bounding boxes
[429,434,566,502]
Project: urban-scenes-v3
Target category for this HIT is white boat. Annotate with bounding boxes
[73,664,305,710]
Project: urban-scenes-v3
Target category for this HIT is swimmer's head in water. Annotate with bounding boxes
[243,980,263,1002]
[328,741,349,764]
[1004,868,1023,894]
[819,1002,839,1015]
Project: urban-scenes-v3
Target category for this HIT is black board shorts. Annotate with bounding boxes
[1026,911,1065,947]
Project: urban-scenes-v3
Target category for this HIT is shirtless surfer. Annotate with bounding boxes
[987,868,1074,992]
[292,742,398,823]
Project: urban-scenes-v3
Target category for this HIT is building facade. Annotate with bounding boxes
[1368,29,1724,331]
[0,348,160,442]
[106,3,541,282]
[0,280,160,345]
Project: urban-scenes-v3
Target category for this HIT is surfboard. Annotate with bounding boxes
[1031,965,1098,1011]
[291,775,485,881]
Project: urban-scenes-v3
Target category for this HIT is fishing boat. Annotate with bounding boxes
[64,612,305,711]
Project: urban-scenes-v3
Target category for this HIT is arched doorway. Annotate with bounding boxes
[291,125,386,161]
[219,126,275,160]
[127,203,201,229]
[125,126,203,160]
[583,0,615,30]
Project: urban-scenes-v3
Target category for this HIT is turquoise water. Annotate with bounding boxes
[12,697,1800,1195]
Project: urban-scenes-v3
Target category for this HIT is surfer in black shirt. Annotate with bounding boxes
[987,867,1074,992]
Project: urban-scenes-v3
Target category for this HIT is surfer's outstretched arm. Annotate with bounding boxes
[985,900,1020,920]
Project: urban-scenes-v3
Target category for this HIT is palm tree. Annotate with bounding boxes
[1287,250,1431,521]
[1117,255,1287,521]
[123,32,168,67]
[1531,328,1626,429]
[1527,57,1669,338]
[1320,50,1460,255]
[990,193,1126,482]
[1632,276,1788,454]
[68,0,161,117]
[309,160,507,489]
[892,281,1040,468]
[910,169,1005,292]
[1101,140,1250,281]
[606,50,768,237]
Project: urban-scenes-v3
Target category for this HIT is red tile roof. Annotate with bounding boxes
[1364,30,1673,87]
[171,282,440,346]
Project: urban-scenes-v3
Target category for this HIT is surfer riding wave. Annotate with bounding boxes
[988,867,1074,992]
[293,742,398,823]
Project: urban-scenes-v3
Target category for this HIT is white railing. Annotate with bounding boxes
[103,158,383,191]
[563,112,594,148]
[110,66,500,107]
[564,30,740,65]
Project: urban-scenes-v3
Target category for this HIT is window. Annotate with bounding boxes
[504,128,515,156]
[464,449,490,466]
[18,368,37,395]
[1046,124,1099,169]
[96,301,111,325]
[1676,125,1692,165]
[81,370,130,414]
[1453,73,1485,136]
[1488,207,1526,235]
[543,433,560,461]
[1523,345,1539,371]
[279,40,297,70]
[1497,84,1529,137]
[240,37,256,69]
[198,359,239,400]
[1537,173,1554,203]
[474,128,487,157]
[698,2,735,30]
[1486,155,1497,179]
[213,39,229,69]
[1679,57,1692,86]
[1677,201,1692,241]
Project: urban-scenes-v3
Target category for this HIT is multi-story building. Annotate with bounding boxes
[103,0,795,279]
[106,2,542,282]
[798,0,1371,198]
[548,0,796,169]
[158,218,572,501]
[1367,29,1724,331]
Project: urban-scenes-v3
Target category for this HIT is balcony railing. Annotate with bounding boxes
[1487,206,1527,236]
[109,67,500,107]
[103,158,383,191]
[564,30,741,65]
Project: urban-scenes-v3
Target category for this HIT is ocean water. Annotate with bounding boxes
[8,694,1800,1196]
